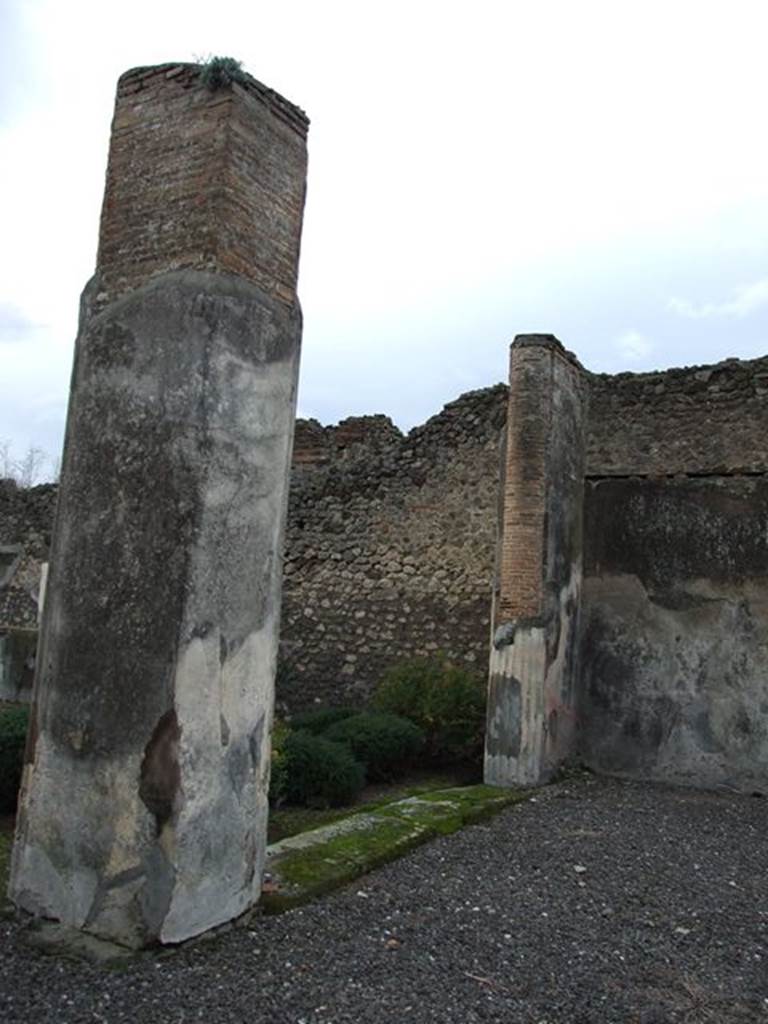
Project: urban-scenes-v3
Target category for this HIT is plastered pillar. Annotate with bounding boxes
[10,63,308,946]
[485,335,587,787]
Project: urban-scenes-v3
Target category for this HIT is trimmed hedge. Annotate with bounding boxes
[325,711,425,781]
[372,656,486,765]
[268,718,292,808]
[290,706,356,736]
[279,730,366,808]
[0,705,29,813]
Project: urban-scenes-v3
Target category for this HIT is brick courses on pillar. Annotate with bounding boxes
[96,64,308,313]
[486,335,588,787]
[496,344,549,620]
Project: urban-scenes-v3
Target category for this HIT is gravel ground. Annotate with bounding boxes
[1,775,766,1024]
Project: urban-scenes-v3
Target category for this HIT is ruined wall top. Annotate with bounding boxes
[95,62,308,312]
[511,332,587,374]
[291,384,509,480]
[586,354,768,476]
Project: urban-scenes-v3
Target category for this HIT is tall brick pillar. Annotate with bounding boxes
[9,64,308,946]
[485,336,588,787]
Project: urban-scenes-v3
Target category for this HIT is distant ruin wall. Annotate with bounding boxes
[278,386,507,709]
[0,482,55,700]
[0,387,510,713]
[4,353,767,721]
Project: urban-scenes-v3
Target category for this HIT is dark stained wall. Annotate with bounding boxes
[580,476,768,791]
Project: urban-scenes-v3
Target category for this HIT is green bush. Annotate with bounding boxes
[325,711,425,781]
[268,718,291,808]
[290,706,356,736]
[279,730,365,808]
[0,705,29,813]
[372,657,486,765]
[372,657,444,726]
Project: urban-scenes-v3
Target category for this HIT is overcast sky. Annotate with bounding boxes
[2,0,768,477]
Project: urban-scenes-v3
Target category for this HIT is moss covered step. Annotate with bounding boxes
[261,784,529,914]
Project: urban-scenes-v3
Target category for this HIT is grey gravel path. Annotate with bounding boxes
[1,776,766,1023]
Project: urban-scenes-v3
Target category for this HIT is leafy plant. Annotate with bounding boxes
[325,711,425,782]
[0,705,29,813]
[290,706,356,735]
[268,717,291,808]
[279,730,365,808]
[199,56,248,91]
[372,656,486,766]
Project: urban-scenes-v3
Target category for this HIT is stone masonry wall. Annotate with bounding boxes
[4,351,766,717]
[278,385,508,710]
[587,355,768,476]
[0,481,53,700]
[580,353,768,791]
[0,387,510,714]
[0,481,55,631]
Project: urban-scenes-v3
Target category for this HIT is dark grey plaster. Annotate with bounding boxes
[580,476,768,791]
[485,674,521,758]
[11,268,301,946]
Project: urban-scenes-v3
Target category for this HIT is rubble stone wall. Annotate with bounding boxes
[586,355,768,476]
[4,352,766,720]
[0,481,54,634]
[279,386,508,710]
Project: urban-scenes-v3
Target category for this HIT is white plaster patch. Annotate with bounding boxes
[9,732,146,936]
[164,624,277,943]
[485,570,582,788]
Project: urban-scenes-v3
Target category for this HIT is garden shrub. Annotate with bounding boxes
[290,706,356,736]
[372,657,443,726]
[279,730,365,808]
[268,718,291,808]
[372,656,486,766]
[0,705,29,813]
[325,711,425,781]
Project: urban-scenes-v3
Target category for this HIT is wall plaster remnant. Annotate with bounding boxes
[486,334,768,792]
[8,62,308,948]
[3,344,767,796]
[6,348,768,722]
[485,336,587,788]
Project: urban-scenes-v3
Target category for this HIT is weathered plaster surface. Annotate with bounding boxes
[0,630,36,702]
[580,477,768,792]
[486,571,581,785]
[485,336,587,787]
[10,270,301,946]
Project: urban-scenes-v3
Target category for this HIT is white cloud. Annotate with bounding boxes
[668,278,768,319]
[616,330,653,362]
[0,303,48,341]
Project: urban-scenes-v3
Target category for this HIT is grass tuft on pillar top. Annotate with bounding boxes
[199,56,248,91]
